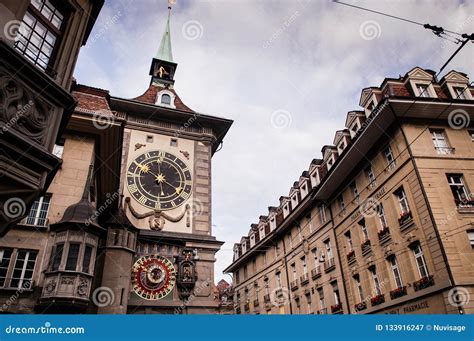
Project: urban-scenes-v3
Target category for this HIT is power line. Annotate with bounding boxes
[333,0,467,38]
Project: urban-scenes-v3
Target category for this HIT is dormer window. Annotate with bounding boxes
[327,156,334,170]
[310,170,320,187]
[156,90,176,108]
[337,140,346,154]
[259,226,265,240]
[416,83,430,97]
[292,194,299,208]
[300,182,308,198]
[270,216,276,230]
[453,86,467,100]
[283,203,290,217]
[351,121,360,136]
[161,94,171,105]
[250,234,256,247]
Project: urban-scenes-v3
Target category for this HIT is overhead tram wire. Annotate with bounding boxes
[333,0,467,38]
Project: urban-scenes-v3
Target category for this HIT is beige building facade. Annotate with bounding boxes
[225,67,474,315]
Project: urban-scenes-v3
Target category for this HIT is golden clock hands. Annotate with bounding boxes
[162,180,183,194]
[159,182,165,196]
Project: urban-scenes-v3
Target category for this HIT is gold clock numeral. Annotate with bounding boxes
[137,196,147,205]
[155,201,161,209]
[170,201,177,208]
[129,184,138,194]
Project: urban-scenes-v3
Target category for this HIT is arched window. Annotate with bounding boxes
[161,94,171,105]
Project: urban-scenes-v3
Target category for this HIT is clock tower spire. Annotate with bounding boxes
[149,4,177,86]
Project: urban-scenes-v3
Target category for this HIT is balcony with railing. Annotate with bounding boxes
[413,275,435,292]
[317,308,328,314]
[377,226,391,244]
[389,286,407,300]
[300,273,309,285]
[290,280,299,291]
[370,294,385,307]
[354,301,367,312]
[398,211,414,231]
[361,239,372,256]
[331,303,343,314]
[324,257,336,273]
[311,266,322,279]
[346,250,356,265]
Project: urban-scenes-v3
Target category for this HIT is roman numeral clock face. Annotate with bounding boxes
[127,150,192,210]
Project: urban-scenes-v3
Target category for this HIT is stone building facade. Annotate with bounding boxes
[0,6,232,314]
[0,0,104,235]
[225,67,474,315]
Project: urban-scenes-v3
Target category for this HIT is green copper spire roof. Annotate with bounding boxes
[156,8,173,63]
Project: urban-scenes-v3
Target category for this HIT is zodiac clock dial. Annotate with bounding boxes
[131,255,176,300]
[127,150,192,210]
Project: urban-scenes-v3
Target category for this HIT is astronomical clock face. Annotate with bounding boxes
[127,150,192,210]
[131,255,176,300]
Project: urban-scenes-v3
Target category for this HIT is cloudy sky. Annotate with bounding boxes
[75,0,474,282]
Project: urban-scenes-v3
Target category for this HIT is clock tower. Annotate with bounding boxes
[98,5,232,314]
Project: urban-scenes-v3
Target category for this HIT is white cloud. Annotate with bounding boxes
[75,0,474,283]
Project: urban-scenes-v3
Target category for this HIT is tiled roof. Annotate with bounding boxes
[72,83,114,116]
[133,85,195,112]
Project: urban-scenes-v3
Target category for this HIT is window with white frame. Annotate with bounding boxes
[301,256,308,275]
[467,231,474,247]
[453,86,467,99]
[324,239,333,259]
[317,288,325,310]
[306,293,313,313]
[430,129,453,154]
[350,120,361,137]
[337,140,346,154]
[11,250,38,289]
[394,187,410,215]
[270,216,276,230]
[383,146,396,170]
[369,267,382,295]
[345,230,353,251]
[250,234,255,247]
[25,194,51,226]
[366,166,376,188]
[15,0,67,71]
[0,248,13,287]
[416,83,430,97]
[161,93,171,105]
[312,248,319,268]
[377,204,388,229]
[350,181,359,203]
[332,281,341,305]
[296,224,303,242]
[359,219,369,242]
[353,275,364,302]
[411,243,429,279]
[276,272,282,288]
[319,205,327,223]
[447,174,472,206]
[259,226,265,240]
[291,263,297,281]
[389,256,403,289]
